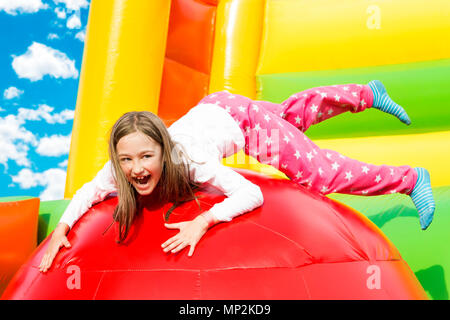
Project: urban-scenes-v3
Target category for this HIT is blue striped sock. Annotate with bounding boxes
[368,80,411,125]
[410,167,435,230]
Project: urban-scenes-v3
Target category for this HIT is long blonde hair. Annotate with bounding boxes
[108,111,199,243]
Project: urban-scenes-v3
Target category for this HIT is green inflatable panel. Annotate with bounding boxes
[38,200,70,244]
[257,59,450,140]
[329,186,450,300]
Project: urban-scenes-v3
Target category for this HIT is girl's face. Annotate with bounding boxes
[116,131,163,196]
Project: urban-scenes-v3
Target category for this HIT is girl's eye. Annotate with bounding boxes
[120,158,131,162]
[144,154,153,159]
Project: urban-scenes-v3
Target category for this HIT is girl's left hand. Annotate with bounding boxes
[162,215,209,257]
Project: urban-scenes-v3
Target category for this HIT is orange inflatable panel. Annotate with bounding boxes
[159,0,217,126]
[2,170,426,299]
[159,58,210,126]
[0,198,39,295]
[165,0,216,74]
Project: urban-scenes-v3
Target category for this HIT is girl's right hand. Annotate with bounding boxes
[38,223,71,273]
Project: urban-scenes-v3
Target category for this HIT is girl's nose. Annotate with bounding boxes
[132,162,145,175]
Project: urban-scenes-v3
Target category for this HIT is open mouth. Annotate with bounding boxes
[133,175,151,186]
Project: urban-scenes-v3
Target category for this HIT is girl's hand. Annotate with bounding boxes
[162,215,210,257]
[38,223,71,273]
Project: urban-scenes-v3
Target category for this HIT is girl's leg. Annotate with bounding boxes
[199,81,409,134]
[410,168,435,230]
[368,80,411,125]
[229,98,416,196]
[198,90,432,229]
[198,85,374,133]
[278,84,374,132]
[257,81,410,132]
[241,104,433,230]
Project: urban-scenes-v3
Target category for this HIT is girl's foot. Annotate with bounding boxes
[410,167,435,230]
[368,80,411,125]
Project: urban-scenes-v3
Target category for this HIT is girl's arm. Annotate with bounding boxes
[193,160,264,222]
[59,161,117,229]
[162,160,264,256]
[39,161,117,272]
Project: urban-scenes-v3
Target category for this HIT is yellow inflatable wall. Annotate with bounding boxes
[65,0,450,196]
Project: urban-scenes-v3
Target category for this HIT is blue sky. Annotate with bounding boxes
[0,0,90,200]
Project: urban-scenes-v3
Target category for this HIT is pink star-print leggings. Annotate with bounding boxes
[198,84,417,196]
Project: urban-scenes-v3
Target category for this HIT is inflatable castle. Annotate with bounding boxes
[1,0,450,299]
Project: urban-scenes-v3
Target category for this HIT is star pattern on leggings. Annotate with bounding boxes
[318,167,324,176]
[204,85,408,197]
[331,162,340,171]
[345,171,353,181]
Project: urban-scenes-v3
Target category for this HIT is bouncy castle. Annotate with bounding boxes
[2,0,450,299]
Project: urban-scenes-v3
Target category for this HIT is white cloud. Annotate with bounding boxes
[0,105,74,168]
[58,159,68,167]
[0,0,48,15]
[53,0,89,12]
[17,104,74,124]
[39,170,66,200]
[11,168,38,189]
[54,7,66,19]
[36,134,71,157]
[47,33,60,40]
[75,29,86,42]
[12,42,79,81]
[66,12,81,29]
[0,114,37,168]
[3,86,24,100]
[11,168,67,200]
[0,140,31,168]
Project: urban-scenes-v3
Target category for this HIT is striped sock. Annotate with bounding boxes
[368,80,411,125]
[410,167,435,230]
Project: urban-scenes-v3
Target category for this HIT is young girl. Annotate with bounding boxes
[39,80,435,273]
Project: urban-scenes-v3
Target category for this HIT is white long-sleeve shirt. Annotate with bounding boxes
[59,103,264,229]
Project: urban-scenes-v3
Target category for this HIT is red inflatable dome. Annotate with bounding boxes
[2,169,427,300]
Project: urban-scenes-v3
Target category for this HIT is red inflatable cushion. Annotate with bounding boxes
[2,170,427,299]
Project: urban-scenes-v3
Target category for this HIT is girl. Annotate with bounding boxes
[39,80,435,273]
